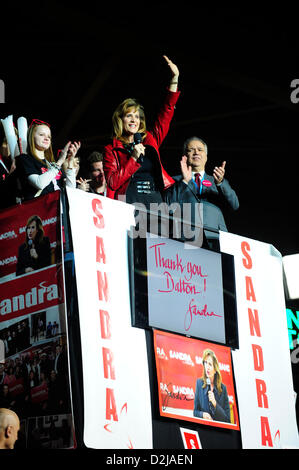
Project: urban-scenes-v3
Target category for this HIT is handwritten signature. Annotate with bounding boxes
[184,299,222,331]
[162,382,193,411]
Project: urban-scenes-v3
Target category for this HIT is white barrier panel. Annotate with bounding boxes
[283,254,299,300]
[220,231,299,449]
[66,188,153,449]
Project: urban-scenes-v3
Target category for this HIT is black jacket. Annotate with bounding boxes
[16,237,52,276]
[165,173,239,234]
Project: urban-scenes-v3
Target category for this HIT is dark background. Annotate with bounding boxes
[1,4,299,256]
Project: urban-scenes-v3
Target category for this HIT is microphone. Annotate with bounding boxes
[206,377,215,417]
[134,133,144,162]
[134,133,143,145]
[28,239,33,248]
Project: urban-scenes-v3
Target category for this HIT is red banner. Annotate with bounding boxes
[0,265,63,322]
[31,382,48,403]
[0,191,60,280]
[0,193,75,449]
[7,378,25,397]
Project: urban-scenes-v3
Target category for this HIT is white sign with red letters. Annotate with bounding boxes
[67,188,153,449]
[180,427,202,449]
[220,231,299,449]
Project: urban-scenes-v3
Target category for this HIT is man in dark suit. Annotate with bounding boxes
[53,344,67,379]
[165,136,239,250]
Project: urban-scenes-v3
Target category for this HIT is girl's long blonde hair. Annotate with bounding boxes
[28,123,55,163]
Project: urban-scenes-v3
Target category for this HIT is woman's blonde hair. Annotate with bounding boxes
[28,123,55,163]
[201,349,223,394]
[111,98,147,142]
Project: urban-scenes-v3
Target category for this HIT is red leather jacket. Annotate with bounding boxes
[103,89,180,200]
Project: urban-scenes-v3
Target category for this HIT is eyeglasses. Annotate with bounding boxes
[29,119,51,128]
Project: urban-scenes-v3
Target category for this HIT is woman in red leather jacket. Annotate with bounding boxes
[103,56,180,209]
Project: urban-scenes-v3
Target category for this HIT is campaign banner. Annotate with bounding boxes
[0,191,60,282]
[8,378,25,397]
[220,231,299,449]
[0,193,75,449]
[30,382,49,404]
[66,187,153,449]
[153,329,239,431]
[0,264,63,322]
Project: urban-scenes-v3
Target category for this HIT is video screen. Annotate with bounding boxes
[129,234,238,348]
[153,329,240,430]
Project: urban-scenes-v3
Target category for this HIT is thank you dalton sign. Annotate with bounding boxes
[146,235,226,343]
